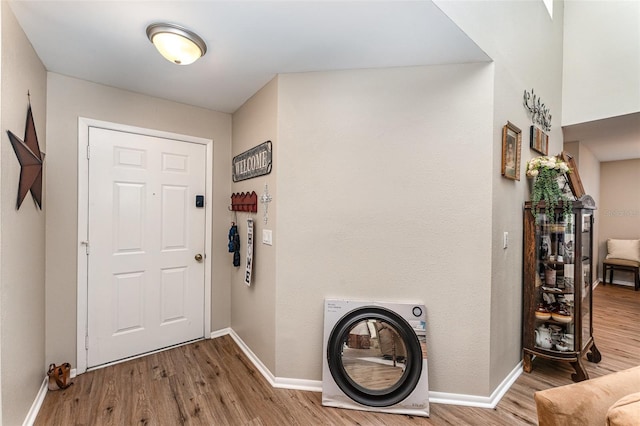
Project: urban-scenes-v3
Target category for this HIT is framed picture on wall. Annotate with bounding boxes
[502,121,522,180]
[530,125,549,155]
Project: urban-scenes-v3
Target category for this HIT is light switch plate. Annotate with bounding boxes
[262,229,273,246]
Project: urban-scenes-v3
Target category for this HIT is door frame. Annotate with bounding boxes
[76,117,213,373]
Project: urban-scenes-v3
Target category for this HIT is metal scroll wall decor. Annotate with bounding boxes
[523,89,552,132]
[6,94,44,209]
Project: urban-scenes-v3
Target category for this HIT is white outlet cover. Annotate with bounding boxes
[262,229,273,246]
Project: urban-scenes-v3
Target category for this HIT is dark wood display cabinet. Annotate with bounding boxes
[522,199,601,382]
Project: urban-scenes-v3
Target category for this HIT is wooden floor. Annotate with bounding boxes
[35,284,640,425]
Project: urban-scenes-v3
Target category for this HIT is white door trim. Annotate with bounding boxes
[76,117,213,374]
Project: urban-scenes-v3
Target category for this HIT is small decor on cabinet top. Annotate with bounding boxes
[526,155,572,220]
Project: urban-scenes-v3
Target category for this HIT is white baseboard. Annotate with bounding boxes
[23,367,79,425]
[213,328,323,392]
[429,362,522,408]
[23,376,48,426]
[212,329,522,408]
[273,376,322,392]
[210,327,232,339]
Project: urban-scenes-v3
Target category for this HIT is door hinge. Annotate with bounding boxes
[85,334,89,350]
[81,240,90,255]
[87,145,90,159]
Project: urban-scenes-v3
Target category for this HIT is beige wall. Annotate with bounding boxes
[435,0,565,392]
[45,73,232,367]
[230,77,278,372]
[599,159,640,284]
[0,3,47,424]
[276,63,495,395]
[564,141,601,281]
[234,0,566,398]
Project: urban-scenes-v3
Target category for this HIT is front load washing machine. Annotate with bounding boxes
[322,299,429,417]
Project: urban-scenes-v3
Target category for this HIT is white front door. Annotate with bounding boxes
[86,127,206,367]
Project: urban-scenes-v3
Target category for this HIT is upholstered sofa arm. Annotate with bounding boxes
[534,366,640,426]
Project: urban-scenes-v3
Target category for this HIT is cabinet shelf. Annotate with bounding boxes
[535,318,574,326]
[540,286,573,294]
[541,260,569,266]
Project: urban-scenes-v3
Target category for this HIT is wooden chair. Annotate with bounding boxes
[602,258,640,291]
[602,239,640,291]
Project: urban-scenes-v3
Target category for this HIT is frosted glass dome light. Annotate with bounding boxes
[146,23,207,65]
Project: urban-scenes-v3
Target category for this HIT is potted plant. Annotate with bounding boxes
[526,155,572,220]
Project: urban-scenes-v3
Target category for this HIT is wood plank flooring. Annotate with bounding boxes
[35,284,640,425]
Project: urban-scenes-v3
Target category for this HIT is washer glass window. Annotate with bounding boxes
[326,306,423,407]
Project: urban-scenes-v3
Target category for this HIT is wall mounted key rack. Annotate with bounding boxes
[230,191,258,212]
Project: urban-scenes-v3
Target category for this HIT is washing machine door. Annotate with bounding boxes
[326,306,423,407]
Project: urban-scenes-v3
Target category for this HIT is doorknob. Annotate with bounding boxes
[194,253,203,262]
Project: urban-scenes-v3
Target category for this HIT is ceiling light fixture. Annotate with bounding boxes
[146,23,207,65]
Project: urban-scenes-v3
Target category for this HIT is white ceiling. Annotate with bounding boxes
[563,113,640,162]
[8,0,490,114]
[9,1,638,162]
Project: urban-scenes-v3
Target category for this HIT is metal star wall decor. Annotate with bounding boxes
[6,94,44,209]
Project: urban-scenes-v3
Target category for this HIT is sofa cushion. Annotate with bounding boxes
[535,366,640,426]
[606,392,640,426]
[606,239,640,263]
[603,258,640,268]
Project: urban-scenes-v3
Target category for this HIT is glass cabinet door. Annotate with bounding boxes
[533,211,575,353]
[581,211,592,351]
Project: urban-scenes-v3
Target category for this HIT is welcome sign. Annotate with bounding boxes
[232,141,272,182]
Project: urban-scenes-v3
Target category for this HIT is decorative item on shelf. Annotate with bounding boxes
[535,325,553,349]
[230,191,258,212]
[544,265,557,287]
[560,151,586,198]
[535,303,551,320]
[551,306,573,323]
[526,155,572,221]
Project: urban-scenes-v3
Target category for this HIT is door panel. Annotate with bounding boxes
[87,127,206,367]
[162,185,188,249]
